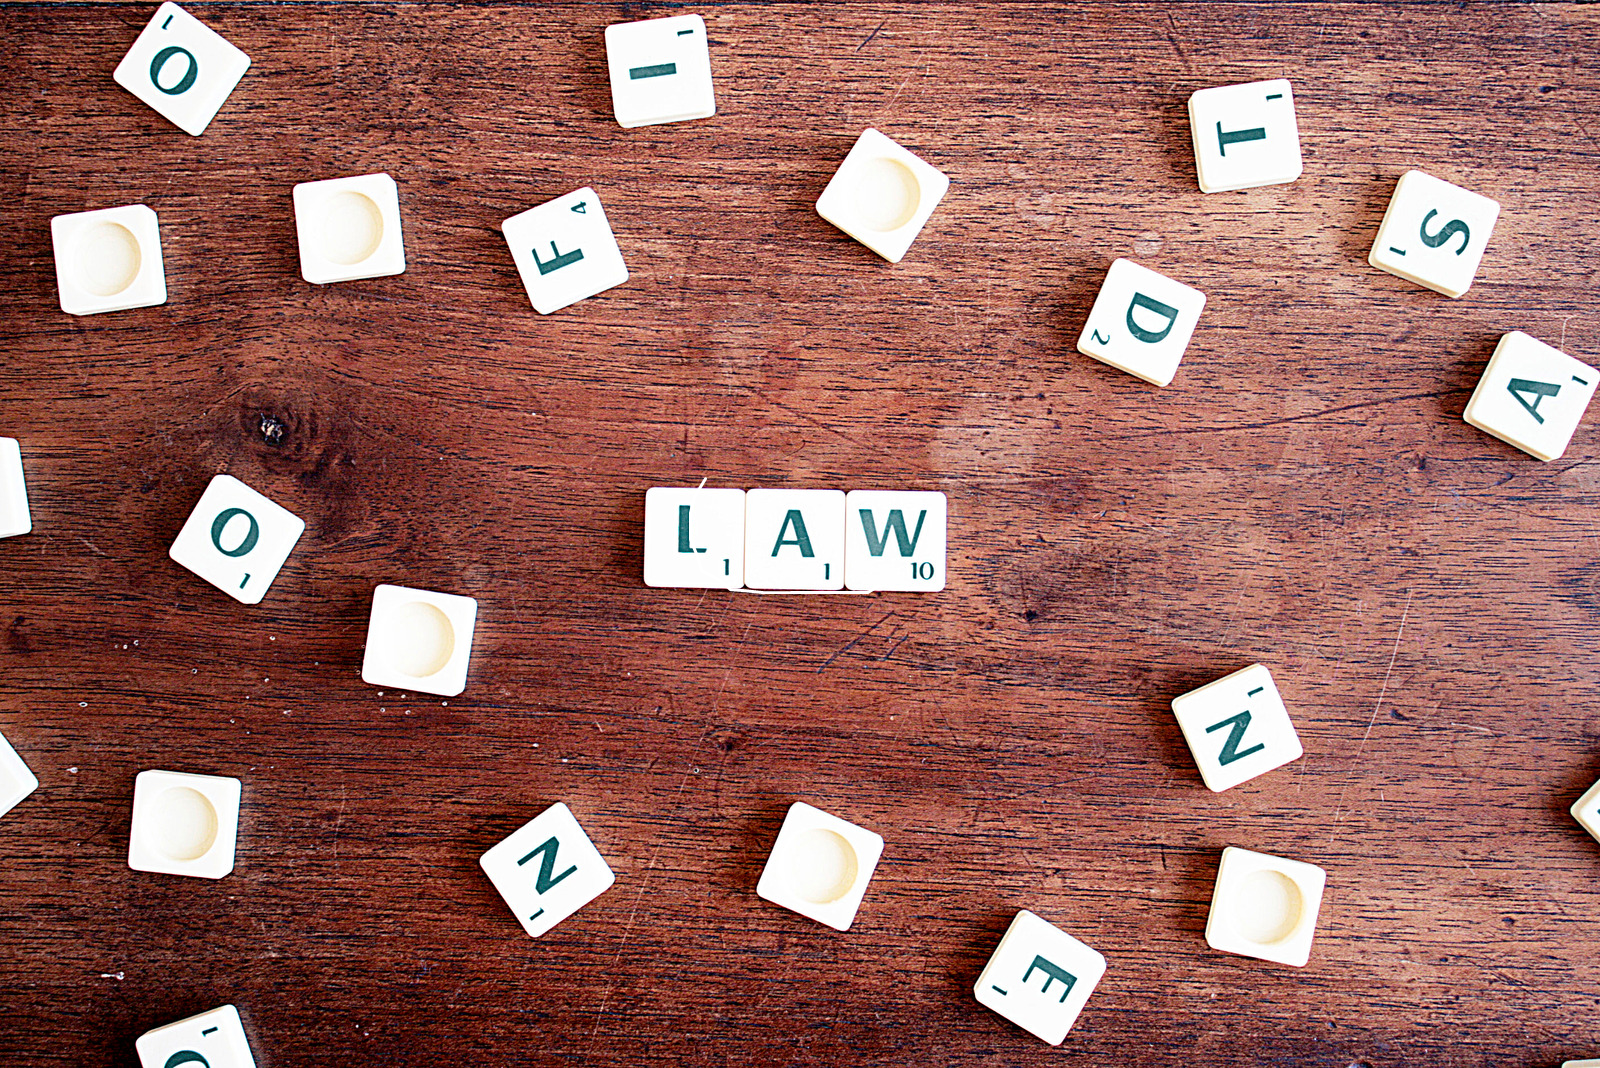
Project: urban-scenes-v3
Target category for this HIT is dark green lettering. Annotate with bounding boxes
[149,45,198,95]
[210,508,259,558]
[1126,292,1179,344]
[517,836,577,894]
[771,510,814,557]
[1022,956,1076,1003]
[1216,122,1266,155]
[859,509,926,558]
[1507,378,1561,424]
[1205,710,1266,766]
[1419,209,1470,255]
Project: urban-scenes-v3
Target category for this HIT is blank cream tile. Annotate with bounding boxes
[0,730,38,820]
[1188,78,1302,193]
[974,909,1107,1045]
[1561,1059,1600,1067]
[1076,258,1206,387]
[360,584,478,697]
[293,172,405,284]
[0,438,31,539]
[479,801,616,938]
[1572,778,1600,845]
[643,486,745,589]
[744,488,845,590]
[816,128,949,263]
[113,2,251,136]
[1368,169,1500,298]
[1464,331,1597,462]
[128,769,241,880]
[50,204,167,316]
[502,187,629,314]
[756,801,883,931]
[168,474,304,605]
[605,14,715,128]
[1205,846,1326,967]
[844,490,947,592]
[135,1003,256,1068]
[1171,663,1302,792]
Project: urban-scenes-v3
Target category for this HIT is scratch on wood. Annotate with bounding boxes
[1330,588,1415,836]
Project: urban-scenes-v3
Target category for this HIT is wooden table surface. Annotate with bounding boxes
[4,2,1600,1065]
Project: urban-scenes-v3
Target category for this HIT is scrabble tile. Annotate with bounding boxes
[744,488,846,591]
[501,187,629,314]
[1076,258,1206,387]
[1561,1060,1600,1067]
[1205,845,1326,967]
[360,584,478,697]
[0,730,39,820]
[168,474,305,605]
[974,909,1107,1045]
[113,2,251,137]
[128,769,241,880]
[1463,331,1598,462]
[1368,169,1500,298]
[815,128,950,263]
[844,490,947,592]
[135,1004,256,1068]
[293,172,406,284]
[1171,663,1303,792]
[50,204,167,316]
[0,438,31,539]
[1571,778,1600,845]
[756,801,883,931]
[643,486,745,589]
[1187,78,1303,193]
[479,801,616,938]
[605,14,716,129]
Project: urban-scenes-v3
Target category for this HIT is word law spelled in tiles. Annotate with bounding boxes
[643,487,947,592]
[114,2,250,136]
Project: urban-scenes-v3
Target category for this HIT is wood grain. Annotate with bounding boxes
[3,3,1600,1065]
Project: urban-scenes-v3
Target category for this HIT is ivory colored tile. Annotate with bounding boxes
[1561,1059,1600,1067]
[50,204,167,316]
[1171,663,1302,792]
[1572,778,1600,845]
[479,801,616,938]
[756,801,883,931]
[815,128,949,263]
[1205,846,1326,967]
[501,187,628,314]
[293,172,406,284]
[0,438,31,539]
[1076,258,1206,387]
[127,769,241,880]
[605,14,715,128]
[1188,78,1302,193]
[135,1004,256,1068]
[113,2,251,136]
[744,488,845,591]
[844,490,947,592]
[0,730,39,820]
[1368,169,1500,298]
[360,584,478,697]
[974,909,1107,1046]
[1464,331,1598,461]
[643,486,745,589]
[168,474,305,605]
